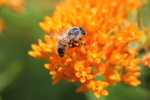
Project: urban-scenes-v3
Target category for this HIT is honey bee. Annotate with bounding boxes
[57,27,86,57]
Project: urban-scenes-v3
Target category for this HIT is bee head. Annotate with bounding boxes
[68,27,86,36]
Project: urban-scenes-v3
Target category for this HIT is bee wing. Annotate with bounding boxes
[48,32,68,39]
[48,32,69,47]
[47,33,61,42]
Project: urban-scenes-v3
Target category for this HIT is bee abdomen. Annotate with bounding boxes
[57,45,65,57]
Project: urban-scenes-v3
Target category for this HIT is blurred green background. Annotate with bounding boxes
[0,0,150,100]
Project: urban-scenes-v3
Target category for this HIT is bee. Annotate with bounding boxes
[57,27,86,57]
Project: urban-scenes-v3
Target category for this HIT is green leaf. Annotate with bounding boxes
[0,61,23,92]
[86,84,150,100]
[105,84,150,100]
[0,96,2,100]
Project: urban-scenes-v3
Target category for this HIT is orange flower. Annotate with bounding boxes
[0,0,25,12]
[0,18,5,32]
[6,0,25,12]
[0,0,6,6]
[29,0,146,98]
[0,0,25,32]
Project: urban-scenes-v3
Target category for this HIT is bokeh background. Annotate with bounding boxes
[0,0,150,100]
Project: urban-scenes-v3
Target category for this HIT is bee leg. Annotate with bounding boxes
[78,39,85,46]
[72,41,80,47]
[81,41,86,46]
[68,42,73,48]
[68,40,76,48]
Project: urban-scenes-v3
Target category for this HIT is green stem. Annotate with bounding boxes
[137,8,143,29]
[86,93,105,100]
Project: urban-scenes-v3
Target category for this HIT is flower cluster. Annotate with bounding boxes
[29,0,148,98]
[0,0,25,32]
[0,0,25,12]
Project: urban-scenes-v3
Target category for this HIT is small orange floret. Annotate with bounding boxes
[29,0,147,98]
[0,18,5,32]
